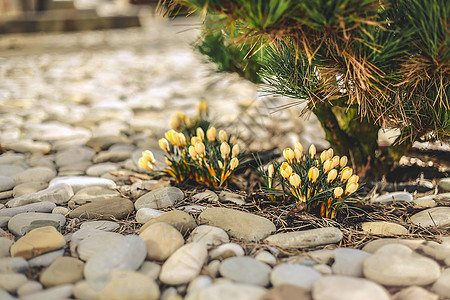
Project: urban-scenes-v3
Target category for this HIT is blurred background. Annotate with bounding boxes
[0,0,329,155]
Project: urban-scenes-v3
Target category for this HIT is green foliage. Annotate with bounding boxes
[196,23,262,83]
[257,142,361,219]
[167,0,449,178]
[139,102,245,187]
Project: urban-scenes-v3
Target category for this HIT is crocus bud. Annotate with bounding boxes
[294,148,303,162]
[159,138,170,153]
[327,169,338,183]
[185,116,193,128]
[332,156,340,168]
[334,187,344,198]
[339,156,348,168]
[327,148,334,160]
[177,133,186,147]
[289,173,301,187]
[218,160,224,169]
[191,136,201,145]
[347,174,359,184]
[206,127,216,142]
[295,142,303,153]
[196,128,205,141]
[309,144,316,157]
[283,148,295,163]
[229,157,239,170]
[323,159,333,173]
[320,151,327,163]
[189,146,198,159]
[220,142,231,160]
[308,167,320,183]
[142,150,156,165]
[195,142,206,157]
[268,164,274,178]
[340,167,353,182]
[231,136,237,146]
[164,157,172,166]
[197,100,208,116]
[138,157,153,170]
[165,130,177,145]
[232,144,240,158]
[345,182,359,195]
[219,130,227,143]
[280,162,293,179]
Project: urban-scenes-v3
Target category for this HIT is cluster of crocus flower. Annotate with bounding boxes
[139,125,243,188]
[261,142,360,219]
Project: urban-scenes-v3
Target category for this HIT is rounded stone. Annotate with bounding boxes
[220,256,272,286]
[363,244,441,286]
[68,197,134,220]
[28,249,65,268]
[209,243,245,260]
[84,235,146,280]
[0,176,15,192]
[52,207,69,215]
[17,281,44,297]
[312,276,390,300]
[187,225,229,249]
[6,183,74,207]
[79,220,120,231]
[185,281,267,300]
[138,261,161,281]
[86,163,119,177]
[332,248,371,277]
[77,231,123,261]
[262,284,311,300]
[393,286,439,300]
[159,243,208,285]
[75,270,160,300]
[140,210,197,236]
[135,187,185,210]
[139,222,184,261]
[372,192,413,204]
[55,147,95,167]
[10,226,66,259]
[255,251,277,266]
[71,186,120,205]
[49,176,116,193]
[0,257,29,273]
[192,190,219,202]
[198,207,276,242]
[40,256,84,287]
[0,237,13,257]
[362,238,425,253]
[410,207,450,228]
[361,221,408,235]
[187,275,213,296]
[13,181,48,197]
[19,283,74,300]
[264,227,342,248]
[270,264,322,290]
[438,178,450,192]
[8,212,66,236]
[0,202,56,218]
[135,207,165,224]
[0,273,28,292]
[431,268,450,299]
[12,167,56,185]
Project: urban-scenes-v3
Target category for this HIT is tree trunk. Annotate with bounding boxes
[313,102,413,180]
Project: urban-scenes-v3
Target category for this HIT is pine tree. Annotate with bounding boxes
[166,0,449,178]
